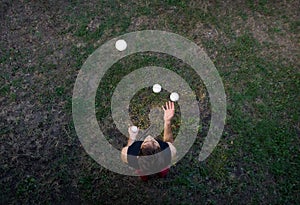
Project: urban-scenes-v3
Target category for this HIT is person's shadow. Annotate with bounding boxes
[137,107,164,141]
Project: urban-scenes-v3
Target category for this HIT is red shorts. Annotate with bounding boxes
[135,168,170,181]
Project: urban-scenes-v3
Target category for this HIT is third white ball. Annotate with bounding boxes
[170,92,179,102]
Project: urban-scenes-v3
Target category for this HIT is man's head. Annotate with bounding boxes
[140,135,160,154]
[138,135,166,174]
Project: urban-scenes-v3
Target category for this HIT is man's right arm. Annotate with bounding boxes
[163,120,174,143]
[162,101,175,143]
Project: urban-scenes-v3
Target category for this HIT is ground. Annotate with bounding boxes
[0,0,299,204]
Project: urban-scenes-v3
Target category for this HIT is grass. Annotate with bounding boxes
[1,0,299,204]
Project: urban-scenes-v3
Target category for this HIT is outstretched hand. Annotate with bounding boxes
[162,101,175,123]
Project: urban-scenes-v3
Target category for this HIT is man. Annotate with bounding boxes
[121,101,177,181]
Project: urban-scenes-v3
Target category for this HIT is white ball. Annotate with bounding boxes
[115,39,127,51]
[131,126,138,133]
[170,92,179,102]
[152,84,162,93]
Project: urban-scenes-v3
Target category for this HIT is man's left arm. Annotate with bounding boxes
[121,126,139,163]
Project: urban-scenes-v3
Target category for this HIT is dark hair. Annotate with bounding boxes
[138,143,166,174]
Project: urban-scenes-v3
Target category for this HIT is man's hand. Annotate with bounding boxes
[162,101,175,123]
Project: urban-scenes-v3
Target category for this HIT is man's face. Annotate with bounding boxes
[141,135,160,150]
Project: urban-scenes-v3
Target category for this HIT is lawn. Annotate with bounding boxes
[0,0,299,204]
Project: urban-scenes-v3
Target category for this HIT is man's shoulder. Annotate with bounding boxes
[121,146,128,163]
[166,142,177,160]
[166,142,176,149]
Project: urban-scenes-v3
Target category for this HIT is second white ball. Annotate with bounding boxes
[152,84,162,93]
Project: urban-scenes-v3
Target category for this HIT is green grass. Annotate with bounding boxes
[79,1,299,203]
[247,0,275,15]
[16,176,38,199]
[290,20,300,33]
[1,0,299,204]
